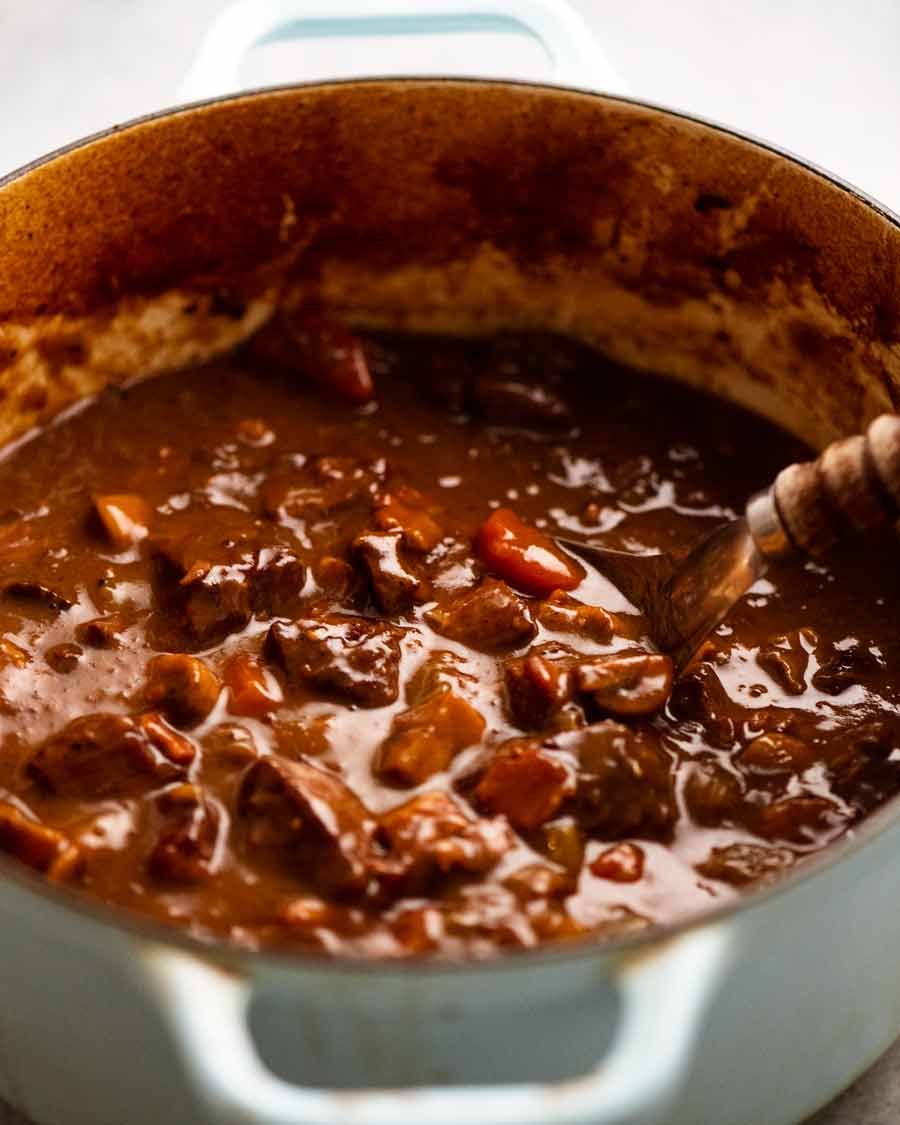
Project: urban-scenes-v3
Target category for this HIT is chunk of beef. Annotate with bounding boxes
[425,578,536,652]
[353,529,428,614]
[149,783,220,884]
[238,756,377,895]
[267,614,402,707]
[152,508,306,641]
[668,662,737,749]
[573,650,673,716]
[475,742,574,830]
[498,878,584,941]
[537,590,615,642]
[562,721,676,838]
[684,762,744,827]
[377,791,513,895]
[28,713,184,798]
[375,687,485,787]
[696,842,795,886]
[812,637,884,696]
[472,374,571,429]
[144,653,221,726]
[504,649,575,730]
[0,801,82,880]
[757,630,813,695]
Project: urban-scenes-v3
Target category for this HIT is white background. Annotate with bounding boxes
[1,1,900,211]
[0,2,899,1122]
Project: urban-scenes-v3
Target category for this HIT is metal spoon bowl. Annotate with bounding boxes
[557,413,900,675]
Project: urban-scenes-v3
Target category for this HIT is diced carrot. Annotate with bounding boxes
[476,508,582,597]
[375,489,443,552]
[138,712,197,766]
[475,746,573,830]
[224,654,283,719]
[94,493,152,550]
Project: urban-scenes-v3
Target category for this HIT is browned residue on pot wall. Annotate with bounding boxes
[0,81,898,447]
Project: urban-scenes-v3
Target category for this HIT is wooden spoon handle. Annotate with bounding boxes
[766,414,900,557]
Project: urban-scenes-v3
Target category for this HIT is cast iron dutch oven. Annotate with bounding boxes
[1,3,899,1124]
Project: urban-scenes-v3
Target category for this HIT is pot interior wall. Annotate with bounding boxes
[1,80,899,450]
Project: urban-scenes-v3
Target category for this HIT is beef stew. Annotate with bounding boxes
[0,312,898,957]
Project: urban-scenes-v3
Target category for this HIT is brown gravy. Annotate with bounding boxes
[0,321,897,957]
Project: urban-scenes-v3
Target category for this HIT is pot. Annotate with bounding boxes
[1,4,900,1124]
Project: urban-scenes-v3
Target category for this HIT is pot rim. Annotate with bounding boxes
[2,75,899,975]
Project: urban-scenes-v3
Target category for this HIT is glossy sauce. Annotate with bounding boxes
[0,326,898,958]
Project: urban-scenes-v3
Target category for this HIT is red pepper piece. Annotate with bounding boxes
[286,309,374,405]
[476,508,582,597]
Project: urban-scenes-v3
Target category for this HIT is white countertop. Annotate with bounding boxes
[1,2,899,1121]
[3,0,900,206]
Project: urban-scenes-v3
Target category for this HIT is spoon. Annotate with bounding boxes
[558,413,900,674]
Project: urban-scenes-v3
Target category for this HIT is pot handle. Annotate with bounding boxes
[140,922,734,1125]
[176,0,627,102]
